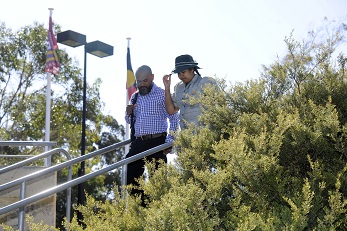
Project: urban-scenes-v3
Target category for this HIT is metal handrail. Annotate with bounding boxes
[0,155,35,158]
[0,139,132,230]
[0,148,73,230]
[0,140,57,167]
[0,140,131,191]
[0,148,71,175]
[0,141,172,216]
[0,141,56,147]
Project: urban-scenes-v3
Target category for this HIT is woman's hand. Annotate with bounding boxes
[162,74,172,90]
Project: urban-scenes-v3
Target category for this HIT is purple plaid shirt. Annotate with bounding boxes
[125,83,179,142]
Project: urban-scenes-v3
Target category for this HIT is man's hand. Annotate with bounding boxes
[126,104,136,115]
[163,147,172,155]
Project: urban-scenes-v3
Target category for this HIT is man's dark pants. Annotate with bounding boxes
[126,136,167,205]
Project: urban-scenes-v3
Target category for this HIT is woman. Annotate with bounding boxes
[163,54,217,129]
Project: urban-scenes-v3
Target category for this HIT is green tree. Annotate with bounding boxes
[10,18,347,231]
[0,21,125,229]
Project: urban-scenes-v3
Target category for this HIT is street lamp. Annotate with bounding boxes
[57,30,113,217]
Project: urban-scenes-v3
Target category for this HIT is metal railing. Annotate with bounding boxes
[0,148,71,175]
[0,148,72,228]
[0,139,172,230]
[0,141,56,147]
[0,141,57,167]
[0,146,72,231]
[0,139,130,230]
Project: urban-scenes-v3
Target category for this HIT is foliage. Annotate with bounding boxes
[0,21,124,230]
[4,18,347,230]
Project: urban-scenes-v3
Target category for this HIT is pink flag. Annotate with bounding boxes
[45,10,60,75]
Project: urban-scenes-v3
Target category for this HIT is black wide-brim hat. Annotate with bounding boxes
[172,54,201,73]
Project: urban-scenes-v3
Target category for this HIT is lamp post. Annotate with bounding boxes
[57,30,113,221]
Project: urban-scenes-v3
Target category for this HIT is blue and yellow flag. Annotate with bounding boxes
[126,47,136,100]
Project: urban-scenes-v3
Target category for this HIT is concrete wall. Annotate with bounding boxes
[0,166,56,230]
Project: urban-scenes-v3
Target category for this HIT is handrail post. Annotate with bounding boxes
[18,181,26,231]
[66,165,72,224]
[44,145,52,167]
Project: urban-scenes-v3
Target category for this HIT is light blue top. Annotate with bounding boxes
[172,74,217,129]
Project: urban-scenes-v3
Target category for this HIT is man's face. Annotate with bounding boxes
[136,72,154,95]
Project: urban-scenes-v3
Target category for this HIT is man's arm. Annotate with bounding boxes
[163,110,179,156]
[165,110,179,143]
[124,95,136,124]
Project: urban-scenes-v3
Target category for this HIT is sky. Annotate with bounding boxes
[1,0,347,129]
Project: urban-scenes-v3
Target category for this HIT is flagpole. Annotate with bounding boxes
[45,72,52,163]
[44,8,54,167]
[122,37,132,187]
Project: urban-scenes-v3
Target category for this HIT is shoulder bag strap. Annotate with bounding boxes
[130,93,138,141]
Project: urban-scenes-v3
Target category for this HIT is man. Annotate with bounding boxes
[125,65,178,205]
[163,54,217,129]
